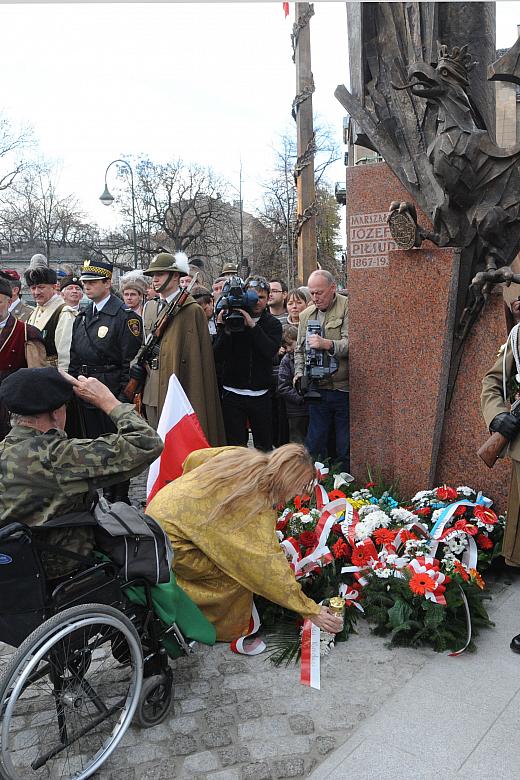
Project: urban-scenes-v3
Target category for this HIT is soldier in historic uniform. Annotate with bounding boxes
[0,277,46,440]
[69,259,142,503]
[25,264,77,370]
[0,269,34,322]
[141,251,225,445]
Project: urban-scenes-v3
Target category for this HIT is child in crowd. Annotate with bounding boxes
[277,324,308,444]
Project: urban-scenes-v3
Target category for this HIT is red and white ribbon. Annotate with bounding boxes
[300,617,321,689]
[230,602,266,656]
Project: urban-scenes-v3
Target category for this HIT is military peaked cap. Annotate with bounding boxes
[0,368,74,414]
[80,259,113,281]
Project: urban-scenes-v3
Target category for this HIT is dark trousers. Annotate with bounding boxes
[305,390,350,471]
[222,390,273,451]
[288,415,309,445]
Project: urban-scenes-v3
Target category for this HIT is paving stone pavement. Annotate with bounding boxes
[0,474,511,779]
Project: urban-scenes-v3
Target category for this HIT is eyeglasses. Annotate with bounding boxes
[246,280,269,291]
[270,288,283,294]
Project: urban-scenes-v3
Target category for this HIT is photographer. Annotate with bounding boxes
[213,275,282,450]
[294,270,349,470]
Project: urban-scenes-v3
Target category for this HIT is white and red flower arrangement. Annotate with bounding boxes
[263,474,504,664]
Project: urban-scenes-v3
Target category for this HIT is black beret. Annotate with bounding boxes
[0,368,73,415]
[24,267,57,286]
[59,275,83,291]
[0,277,12,298]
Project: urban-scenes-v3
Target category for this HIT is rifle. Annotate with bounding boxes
[477,397,520,468]
[123,274,198,404]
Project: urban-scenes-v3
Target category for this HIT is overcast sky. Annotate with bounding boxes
[0,1,519,242]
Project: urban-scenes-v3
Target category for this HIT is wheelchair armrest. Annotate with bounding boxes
[0,522,30,543]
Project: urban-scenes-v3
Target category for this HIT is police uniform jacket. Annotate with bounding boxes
[69,295,142,398]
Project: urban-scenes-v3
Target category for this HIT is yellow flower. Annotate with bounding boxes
[346,498,370,510]
[469,568,485,590]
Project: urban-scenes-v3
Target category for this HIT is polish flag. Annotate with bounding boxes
[146,374,209,504]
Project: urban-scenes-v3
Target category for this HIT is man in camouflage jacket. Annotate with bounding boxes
[0,368,163,568]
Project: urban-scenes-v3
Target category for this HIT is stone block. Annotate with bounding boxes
[218,659,249,675]
[237,701,262,720]
[204,708,236,727]
[272,757,305,778]
[180,696,207,713]
[288,714,314,735]
[211,690,238,706]
[248,736,311,761]
[218,745,251,767]
[201,729,233,749]
[238,716,291,741]
[169,733,199,756]
[242,761,272,780]
[182,750,221,773]
[314,735,336,755]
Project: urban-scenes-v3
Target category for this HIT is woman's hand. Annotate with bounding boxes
[310,606,343,634]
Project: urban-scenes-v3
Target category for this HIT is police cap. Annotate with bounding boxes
[0,368,73,415]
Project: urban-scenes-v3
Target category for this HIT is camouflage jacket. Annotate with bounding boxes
[0,403,163,527]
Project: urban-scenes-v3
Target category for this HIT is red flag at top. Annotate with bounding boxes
[283,2,289,18]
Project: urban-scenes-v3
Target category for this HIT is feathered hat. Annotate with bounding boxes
[24,253,57,286]
[143,251,190,276]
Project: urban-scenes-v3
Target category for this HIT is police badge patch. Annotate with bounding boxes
[128,318,141,337]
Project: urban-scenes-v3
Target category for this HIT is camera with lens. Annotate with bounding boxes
[299,319,338,401]
[214,276,259,333]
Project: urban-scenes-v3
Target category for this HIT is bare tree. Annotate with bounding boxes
[0,114,33,193]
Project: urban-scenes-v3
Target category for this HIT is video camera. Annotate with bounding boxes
[300,319,338,401]
[214,276,258,333]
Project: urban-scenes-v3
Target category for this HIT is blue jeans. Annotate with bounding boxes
[305,390,350,471]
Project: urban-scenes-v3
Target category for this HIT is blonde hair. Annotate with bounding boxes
[192,444,314,524]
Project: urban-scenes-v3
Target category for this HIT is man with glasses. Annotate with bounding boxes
[268,278,289,325]
[214,275,282,450]
[294,269,349,470]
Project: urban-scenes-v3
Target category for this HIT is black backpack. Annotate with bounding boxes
[93,499,173,585]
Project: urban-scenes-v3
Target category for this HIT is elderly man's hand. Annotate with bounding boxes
[60,372,121,415]
[307,334,333,351]
[310,606,343,634]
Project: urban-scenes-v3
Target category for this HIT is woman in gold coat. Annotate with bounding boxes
[146,444,342,641]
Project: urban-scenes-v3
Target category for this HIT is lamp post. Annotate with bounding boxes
[100,159,138,269]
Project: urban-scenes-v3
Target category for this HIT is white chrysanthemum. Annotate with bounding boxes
[390,507,417,524]
[373,568,393,578]
[431,509,443,524]
[456,486,475,497]
[358,505,380,519]
[411,490,434,503]
[300,515,314,524]
[404,539,431,556]
[367,510,392,527]
[444,531,468,554]
[354,521,371,541]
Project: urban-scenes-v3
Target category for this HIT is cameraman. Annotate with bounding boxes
[214,275,282,450]
[294,270,349,470]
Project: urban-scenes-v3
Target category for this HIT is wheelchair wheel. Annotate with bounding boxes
[0,603,143,780]
[133,668,173,728]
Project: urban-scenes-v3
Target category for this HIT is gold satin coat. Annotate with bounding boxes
[146,447,321,641]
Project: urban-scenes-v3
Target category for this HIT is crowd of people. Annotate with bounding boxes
[0,252,350,643]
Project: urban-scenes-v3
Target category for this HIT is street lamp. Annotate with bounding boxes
[100,159,138,269]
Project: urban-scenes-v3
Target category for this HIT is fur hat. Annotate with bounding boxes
[119,270,148,296]
[59,275,83,292]
[24,266,57,286]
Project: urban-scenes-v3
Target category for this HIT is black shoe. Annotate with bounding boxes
[510,634,520,654]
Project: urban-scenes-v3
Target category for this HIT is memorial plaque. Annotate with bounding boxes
[387,209,417,250]
[349,212,397,269]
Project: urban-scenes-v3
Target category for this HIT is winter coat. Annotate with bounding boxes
[277,352,308,418]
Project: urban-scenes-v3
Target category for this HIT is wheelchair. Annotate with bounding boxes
[0,521,194,780]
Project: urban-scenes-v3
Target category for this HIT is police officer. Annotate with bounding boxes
[69,259,142,503]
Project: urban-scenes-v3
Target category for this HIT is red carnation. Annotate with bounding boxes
[331,523,343,536]
[436,485,458,501]
[365,482,376,488]
[301,507,310,515]
[415,507,431,518]
[298,531,317,549]
[476,533,493,550]
[399,529,419,543]
[454,505,467,517]
[332,539,350,559]
[294,495,302,510]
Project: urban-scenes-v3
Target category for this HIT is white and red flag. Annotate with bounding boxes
[146,374,209,504]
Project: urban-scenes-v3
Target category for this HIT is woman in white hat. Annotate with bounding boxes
[119,270,148,317]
